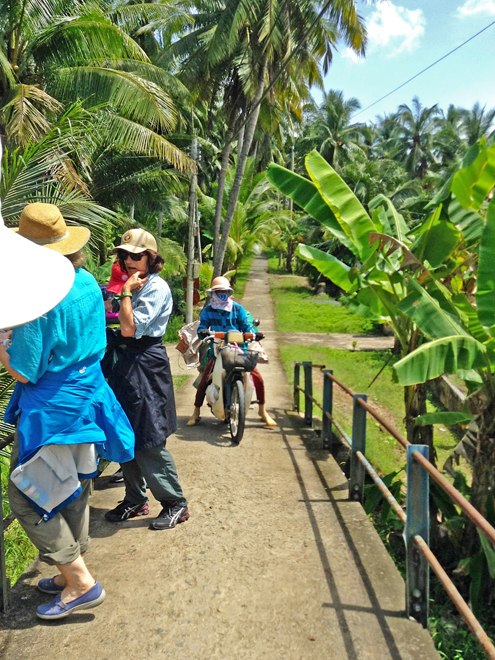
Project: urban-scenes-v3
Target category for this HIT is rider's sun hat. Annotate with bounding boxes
[112,228,157,255]
[13,203,90,255]
[207,276,233,295]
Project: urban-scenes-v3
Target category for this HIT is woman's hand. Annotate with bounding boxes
[122,273,148,294]
[0,330,12,344]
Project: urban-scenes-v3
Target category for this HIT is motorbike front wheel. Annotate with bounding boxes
[229,378,245,444]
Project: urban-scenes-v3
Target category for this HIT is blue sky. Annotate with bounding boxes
[314,0,495,124]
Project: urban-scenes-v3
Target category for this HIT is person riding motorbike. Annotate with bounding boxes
[186,276,276,428]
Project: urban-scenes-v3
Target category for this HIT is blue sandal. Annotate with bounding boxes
[37,577,65,595]
[37,581,106,620]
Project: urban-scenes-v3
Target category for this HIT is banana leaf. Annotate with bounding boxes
[476,196,495,331]
[266,164,355,253]
[448,197,483,246]
[453,293,489,343]
[369,194,410,244]
[394,335,487,385]
[305,151,376,261]
[398,279,468,340]
[451,138,495,212]
[416,411,473,426]
[410,206,461,269]
[296,244,355,292]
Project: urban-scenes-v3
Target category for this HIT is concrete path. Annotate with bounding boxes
[0,257,438,660]
[277,331,394,351]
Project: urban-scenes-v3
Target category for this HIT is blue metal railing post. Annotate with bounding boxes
[404,445,429,627]
[0,481,10,612]
[294,363,300,413]
[303,362,313,426]
[349,395,367,503]
[322,371,333,451]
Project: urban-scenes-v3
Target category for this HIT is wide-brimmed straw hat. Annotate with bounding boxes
[112,228,157,254]
[13,203,90,255]
[206,276,233,294]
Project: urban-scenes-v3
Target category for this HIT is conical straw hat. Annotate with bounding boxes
[0,142,75,328]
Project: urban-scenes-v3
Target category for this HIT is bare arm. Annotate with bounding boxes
[0,332,28,383]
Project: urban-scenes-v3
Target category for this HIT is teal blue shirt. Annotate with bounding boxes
[8,268,106,384]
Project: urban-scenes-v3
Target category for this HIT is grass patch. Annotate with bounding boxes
[234,255,255,299]
[1,455,37,585]
[173,375,188,391]
[279,345,462,477]
[270,275,378,335]
[164,314,185,343]
[266,250,287,274]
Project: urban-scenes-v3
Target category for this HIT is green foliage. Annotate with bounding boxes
[270,275,376,335]
[363,469,404,523]
[416,411,473,426]
[451,138,495,212]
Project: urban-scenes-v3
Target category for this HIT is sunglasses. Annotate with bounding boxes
[117,250,147,262]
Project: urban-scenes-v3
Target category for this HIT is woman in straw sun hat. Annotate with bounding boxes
[0,202,135,620]
[187,275,277,427]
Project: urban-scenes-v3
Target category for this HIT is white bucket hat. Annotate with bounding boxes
[0,142,75,328]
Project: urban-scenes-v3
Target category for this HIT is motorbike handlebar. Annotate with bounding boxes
[199,330,264,341]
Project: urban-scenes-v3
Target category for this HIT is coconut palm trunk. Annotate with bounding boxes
[212,108,238,264]
[213,60,267,276]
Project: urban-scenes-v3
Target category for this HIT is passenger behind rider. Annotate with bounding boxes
[187,276,277,428]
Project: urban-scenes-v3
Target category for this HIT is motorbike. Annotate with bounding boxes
[202,324,263,444]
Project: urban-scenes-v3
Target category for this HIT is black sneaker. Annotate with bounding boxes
[110,469,124,483]
[149,502,190,530]
[105,500,149,522]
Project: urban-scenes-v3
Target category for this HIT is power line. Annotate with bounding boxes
[353,19,495,119]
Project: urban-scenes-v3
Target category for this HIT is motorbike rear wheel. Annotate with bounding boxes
[229,378,245,444]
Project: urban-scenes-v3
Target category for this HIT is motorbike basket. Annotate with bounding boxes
[221,347,259,372]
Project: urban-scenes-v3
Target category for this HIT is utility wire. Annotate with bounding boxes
[353,19,495,119]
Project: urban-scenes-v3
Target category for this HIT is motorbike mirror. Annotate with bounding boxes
[252,318,260,327]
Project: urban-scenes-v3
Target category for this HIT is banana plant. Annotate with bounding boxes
[269,143,495,520]
[267,152,442,450]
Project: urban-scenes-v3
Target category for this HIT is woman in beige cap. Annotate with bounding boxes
[0,203,135,620]
[104,229,189,531]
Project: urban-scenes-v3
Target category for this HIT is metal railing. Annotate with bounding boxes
[0,432,15,612]
[294,361,495,660]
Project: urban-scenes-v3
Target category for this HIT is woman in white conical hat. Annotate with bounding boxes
[0,152,135,620]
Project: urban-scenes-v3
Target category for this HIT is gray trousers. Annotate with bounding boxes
[8,436,91,566]
[122,443,187,508]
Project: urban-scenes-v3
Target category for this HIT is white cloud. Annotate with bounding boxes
[367,2,426,56]
[457,0,495,16]
[342,48,365,63]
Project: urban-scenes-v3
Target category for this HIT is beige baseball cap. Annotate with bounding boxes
[113,228,157,254]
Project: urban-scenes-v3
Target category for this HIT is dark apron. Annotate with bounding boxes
[105,332,177,452]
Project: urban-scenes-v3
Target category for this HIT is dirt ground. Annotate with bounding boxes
[0,257,438,660]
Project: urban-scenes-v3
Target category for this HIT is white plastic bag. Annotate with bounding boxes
[176,320,202,368]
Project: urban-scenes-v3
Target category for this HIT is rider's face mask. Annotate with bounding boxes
[211,291,233,311]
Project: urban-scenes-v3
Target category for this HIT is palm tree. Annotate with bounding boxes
[299,90,365,166]
[169,0,367,276]
[0,104,123,248]
[0,0,194,172]
[200,156,286,273]
[388,97,442,179]
[462,102,495,146]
